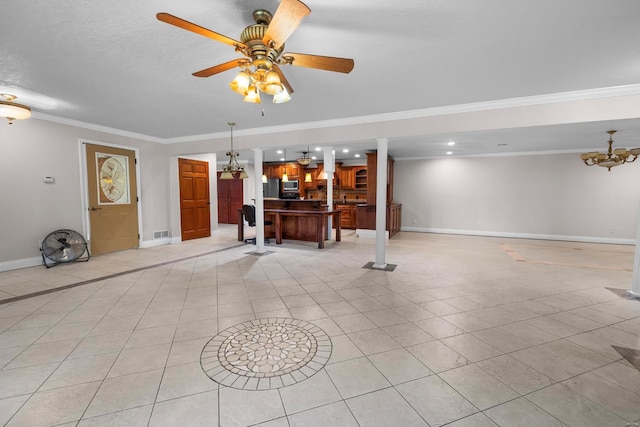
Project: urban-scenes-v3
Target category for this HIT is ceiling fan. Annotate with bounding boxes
[157,0,355,104]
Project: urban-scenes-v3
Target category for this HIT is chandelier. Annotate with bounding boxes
[0,94,32,124]
[580,130,640,171]
[220,122,249,180]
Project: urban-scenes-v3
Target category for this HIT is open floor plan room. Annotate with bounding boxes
[1,228,639,426]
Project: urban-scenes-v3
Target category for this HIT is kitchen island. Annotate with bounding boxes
[238,199,341,249]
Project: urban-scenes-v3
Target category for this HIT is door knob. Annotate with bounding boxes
[90,207,102,211]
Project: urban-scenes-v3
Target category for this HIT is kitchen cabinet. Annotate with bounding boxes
[263,162,301,179]
[263,163,279,179]
[338,167,355,189]
[280,163,300,178]
[355,203,402,237]
[334,204,356,229]
[355,167,367,190]
[366,152,394,204]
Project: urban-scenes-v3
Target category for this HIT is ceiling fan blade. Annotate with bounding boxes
[273,65,294,94]
[262,0,311,50]
[282,53,354,73]
[193,59,246,78]
[157,13,245,49]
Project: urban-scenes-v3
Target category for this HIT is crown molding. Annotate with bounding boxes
[32,112,165,143]
[394,148,592,161]
[32,84,640,144]
[164,83,640,143]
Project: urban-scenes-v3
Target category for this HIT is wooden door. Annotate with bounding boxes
[217,173,244,224]
[179,158,211,240]
[85,143,139,255]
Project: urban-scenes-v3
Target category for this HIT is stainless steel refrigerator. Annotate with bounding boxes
[263,178,280,199]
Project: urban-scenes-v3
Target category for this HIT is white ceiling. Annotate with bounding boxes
[2,0,640,161]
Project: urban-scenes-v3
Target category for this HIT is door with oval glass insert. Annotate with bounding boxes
[85,143,139,255]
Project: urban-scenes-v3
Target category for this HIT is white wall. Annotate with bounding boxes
[395,152,640,243]
[0,119,170,269]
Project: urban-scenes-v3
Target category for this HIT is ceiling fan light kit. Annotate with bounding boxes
[157,0,354,104]
[580,130,640,171]
[0,94,32,124]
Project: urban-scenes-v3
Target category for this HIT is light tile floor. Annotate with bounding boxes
[0,226,639,426]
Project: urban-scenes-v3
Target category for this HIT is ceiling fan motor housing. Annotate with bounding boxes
[241,18,283,66]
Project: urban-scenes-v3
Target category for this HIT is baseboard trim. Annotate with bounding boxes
[356,229,390,239]
[0,257,42,273]
[140,238,173,248]
[400,227,636,245]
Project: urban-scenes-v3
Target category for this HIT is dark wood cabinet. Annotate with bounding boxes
[263,162,301,179]
[358,152,400,237]
[339,166,354,189]
[355,167,367,190]
[334,204,356,229]
[366,152,394,205]
[263,163,279,179]
[356,204,402,238]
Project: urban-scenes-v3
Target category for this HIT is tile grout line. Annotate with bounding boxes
[0,244,245,306]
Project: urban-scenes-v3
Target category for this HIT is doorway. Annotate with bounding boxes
[217,173,244,224]
[84,143,140,255]
[179,158,211,240]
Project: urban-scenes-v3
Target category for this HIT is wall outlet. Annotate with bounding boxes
[609,228,615,233]
[413,219,417,224]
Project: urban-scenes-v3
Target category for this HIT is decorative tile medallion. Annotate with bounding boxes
[201,318,332,390]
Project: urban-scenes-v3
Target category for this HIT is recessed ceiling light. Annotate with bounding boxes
[311,156,317,160]
[276,150,283,154]
[447,141,455,146]
[342,149,349,153]
[315,147,322,151]
[280,157,285,161]
[354,154,361,158]
[446,151,453,155]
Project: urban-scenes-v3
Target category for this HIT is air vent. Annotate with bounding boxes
[153,230,170,239]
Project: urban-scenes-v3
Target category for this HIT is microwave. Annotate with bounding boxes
[282,180,299,191]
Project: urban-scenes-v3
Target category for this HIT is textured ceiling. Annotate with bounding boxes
[2,0,640,160]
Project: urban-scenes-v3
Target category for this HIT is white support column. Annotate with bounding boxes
[252,148,266,254]
[629,199,640,297]
[324,147,334,237]
[374,138,389,269]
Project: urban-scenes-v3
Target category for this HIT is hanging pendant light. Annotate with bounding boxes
[281,148,289,182]
[220,122,249,180]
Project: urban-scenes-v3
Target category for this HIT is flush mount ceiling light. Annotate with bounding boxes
[220,122,249,180]
[0,94,31,124]
[157,0,354,104]
[580,130,640,171]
